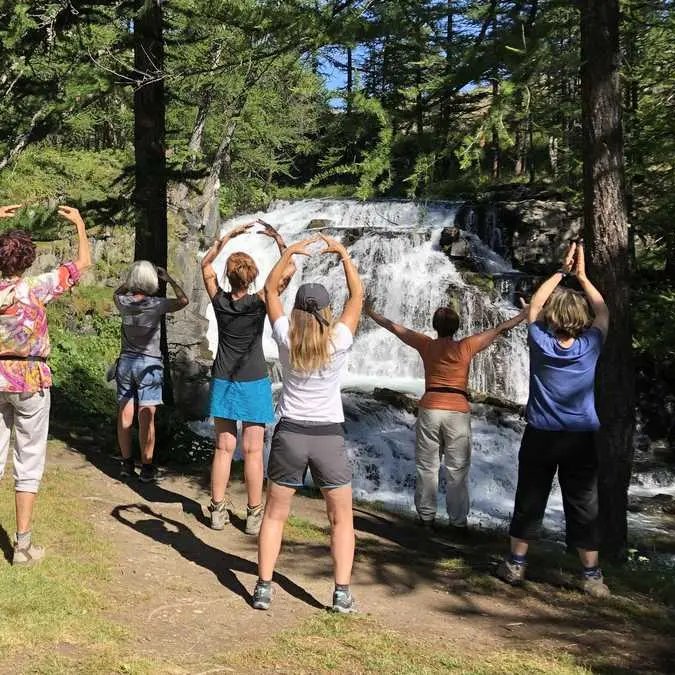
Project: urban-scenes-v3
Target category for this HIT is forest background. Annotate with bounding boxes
[0,0,673,558]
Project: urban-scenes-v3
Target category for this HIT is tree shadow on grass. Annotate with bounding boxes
[112,503,323,610]
[350,506,675,674]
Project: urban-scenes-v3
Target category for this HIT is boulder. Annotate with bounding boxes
[308,218,333,230]
[373,388,418,416]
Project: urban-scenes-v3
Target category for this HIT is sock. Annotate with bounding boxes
[583,565,602,579]
[257,578,272,587]
[509,553,527,566]
[248,503,262,511]
[335,583,350,593]
[141,463,153,471]
[16,531,31,547]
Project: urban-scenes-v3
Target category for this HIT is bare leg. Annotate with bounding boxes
[322,485,355,586]
[577,548,599,568]
[242,423,265,507]
[16,491,37,534]
[257,482,295,581]
[510,537,529,557]
[117,400,135,459]
[211,418,237,503]
[137,406,157,464]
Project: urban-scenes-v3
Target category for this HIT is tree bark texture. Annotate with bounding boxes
[133,0,168,269]
[580,0,634,560]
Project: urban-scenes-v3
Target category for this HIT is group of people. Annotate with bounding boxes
[0,202,611,613]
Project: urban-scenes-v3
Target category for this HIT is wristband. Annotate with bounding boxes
[556,269,570,278]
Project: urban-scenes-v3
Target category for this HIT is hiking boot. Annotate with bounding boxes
[139,464,164,484]
[582,572,611,599]
[496,558,526,586]
[13,541,45,566]
[252,581,272,610]
[332,588,357,614]
[245,504,264,536]
[209,498,231,530]
[120,458,136,480]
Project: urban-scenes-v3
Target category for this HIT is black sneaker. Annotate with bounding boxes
[139,464,164,484]
[120,459,136,480]
[331,588,357,614]
[252,581,272,610]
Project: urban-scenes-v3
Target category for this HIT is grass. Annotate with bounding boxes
[0,467,124,661]
[217,613,590,675]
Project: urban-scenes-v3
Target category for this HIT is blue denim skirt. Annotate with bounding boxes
[209,376,275,424]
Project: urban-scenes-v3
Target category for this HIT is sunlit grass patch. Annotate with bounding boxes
[0,466,123,657]
[219,613,590,675]
[285,515,330,543]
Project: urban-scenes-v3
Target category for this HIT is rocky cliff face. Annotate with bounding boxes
[454,196,582,275]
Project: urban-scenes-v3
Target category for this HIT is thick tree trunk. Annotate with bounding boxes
[134,0,172,407]
[133,0,167,269]
[580,0,634,560]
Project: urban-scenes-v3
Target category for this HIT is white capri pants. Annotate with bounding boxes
[0,390,51,493]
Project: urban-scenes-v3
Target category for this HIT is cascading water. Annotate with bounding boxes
[199,198,562,529]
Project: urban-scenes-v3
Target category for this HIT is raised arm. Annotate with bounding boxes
[365,302,429,351]
[264,237,314,325]
[58,206,92,273]
[157,267,189,312]
[467,304,528,354]
[575,242,609,336]
[528,242,577,324]
[200,221,254,300]
[257,219,296,297]
[320,235,363,335]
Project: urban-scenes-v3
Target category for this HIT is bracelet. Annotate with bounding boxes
[556,269,570,278]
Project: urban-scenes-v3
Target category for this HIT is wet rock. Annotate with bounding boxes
[628,493,674,515]
[373,388,418,416]
[308,218,333,230]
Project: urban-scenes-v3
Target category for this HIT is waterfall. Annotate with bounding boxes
[206,199,529,403]
[198,198,552,529]
[193,198,673,537]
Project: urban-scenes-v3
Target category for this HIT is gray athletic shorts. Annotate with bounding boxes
[267,419,351,489]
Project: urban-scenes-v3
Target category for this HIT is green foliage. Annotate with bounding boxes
[632,284,675,365]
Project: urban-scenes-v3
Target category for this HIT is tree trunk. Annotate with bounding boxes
[491,79,500,180]
[580,0,634,560]
[133,0,167,269]
[346,46,353,115]
[134,0,172,407]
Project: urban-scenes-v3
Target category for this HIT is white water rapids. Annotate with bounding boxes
[194,198,671,536]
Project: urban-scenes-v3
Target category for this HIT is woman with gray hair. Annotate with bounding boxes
[114,261,189,483]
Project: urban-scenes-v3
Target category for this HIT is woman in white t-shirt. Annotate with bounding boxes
[252,234,363,613]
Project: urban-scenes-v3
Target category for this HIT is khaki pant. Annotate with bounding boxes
[0,390,51,493]
[415,407,472,526]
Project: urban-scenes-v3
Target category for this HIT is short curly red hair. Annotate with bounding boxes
[226,252,258,291]
[0,229,37,277]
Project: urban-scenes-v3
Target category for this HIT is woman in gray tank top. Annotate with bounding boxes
[113,261,189,484]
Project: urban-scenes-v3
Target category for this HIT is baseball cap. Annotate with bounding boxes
[294,283,330,326]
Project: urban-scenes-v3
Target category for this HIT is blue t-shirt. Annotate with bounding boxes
[526,322,604,431]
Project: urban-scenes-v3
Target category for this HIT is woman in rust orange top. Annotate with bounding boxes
[366,303,526,531]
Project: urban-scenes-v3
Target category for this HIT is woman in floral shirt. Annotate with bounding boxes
[0,204,91,565]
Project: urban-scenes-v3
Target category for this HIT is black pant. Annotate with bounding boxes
[509,425,600,551]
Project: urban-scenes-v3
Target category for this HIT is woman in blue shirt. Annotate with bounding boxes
[497,241,611,598]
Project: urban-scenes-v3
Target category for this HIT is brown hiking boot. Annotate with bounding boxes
[496,558,526,586]
[13,541,45,566]
[209,497,232,530]
[245,504,264,536]
[582,573,611,598]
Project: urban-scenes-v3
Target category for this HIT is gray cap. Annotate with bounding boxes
[294,283,330,326]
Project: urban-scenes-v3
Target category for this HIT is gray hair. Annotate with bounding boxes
[125,260,159,295]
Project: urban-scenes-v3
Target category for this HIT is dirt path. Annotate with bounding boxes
[48,443,675,674]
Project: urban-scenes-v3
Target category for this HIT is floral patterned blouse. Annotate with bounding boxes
[0,262,80,393]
